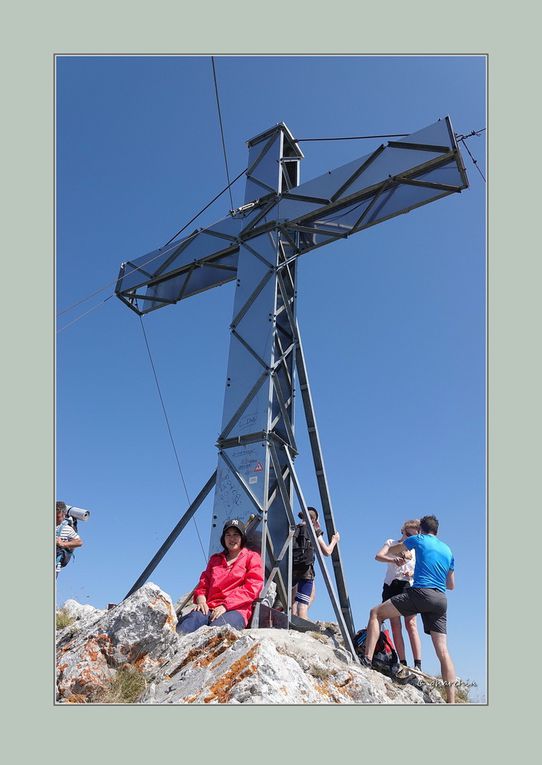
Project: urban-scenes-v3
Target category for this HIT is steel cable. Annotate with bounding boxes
[139,315,207,563]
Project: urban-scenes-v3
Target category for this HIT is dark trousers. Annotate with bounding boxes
[177,609,245,634]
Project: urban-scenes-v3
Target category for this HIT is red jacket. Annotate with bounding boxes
[193,548,264,626]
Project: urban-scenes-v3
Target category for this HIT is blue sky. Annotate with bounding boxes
[56,55,486,700]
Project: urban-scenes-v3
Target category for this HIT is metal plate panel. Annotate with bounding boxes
[209,444,268,554]
[234,278,277,362]
[118,230,235,293]
[291,155,369,203]
[220,336,271,433]
[276,196,326,221]
[340,145,447,200]
[354,181,451,228]
[205,215,246,239]
[291,118,457,211]
[396,116,454,151]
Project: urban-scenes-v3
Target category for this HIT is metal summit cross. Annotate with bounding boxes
[116,117,468,657]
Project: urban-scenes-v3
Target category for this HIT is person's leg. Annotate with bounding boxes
[404,614,422,666]
[295,579,313,620]
[212,610,246,630]
[364,601,403,661]
[431,631,456,703]
[177,609,209,634]
[291,585,298,616]
[389,616,406,663]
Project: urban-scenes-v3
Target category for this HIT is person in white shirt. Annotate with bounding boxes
[56,501,83,577]
[375,519,422,670]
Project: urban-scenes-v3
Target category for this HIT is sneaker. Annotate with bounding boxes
[360,656,373,668]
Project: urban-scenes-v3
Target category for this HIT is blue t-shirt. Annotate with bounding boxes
[403,534,454,592]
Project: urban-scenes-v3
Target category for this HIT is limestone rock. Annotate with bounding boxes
[56,583,178,702]
[56,599,105,637]
[149,626,442,704]
[56,585,443,704]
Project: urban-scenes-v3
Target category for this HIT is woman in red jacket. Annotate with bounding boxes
[178,518,264,634]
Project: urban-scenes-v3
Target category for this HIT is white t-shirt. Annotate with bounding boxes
[383,538,415,585]
[56,521,80,572]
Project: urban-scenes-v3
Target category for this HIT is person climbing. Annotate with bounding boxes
[291,506,340,620]
[56,501,83,578]
[375,519,422,670]
[177,518,264,634]
[362,515,457,703]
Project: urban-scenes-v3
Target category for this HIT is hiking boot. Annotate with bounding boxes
[360,656,373,669]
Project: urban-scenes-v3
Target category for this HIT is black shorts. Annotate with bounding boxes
[382,579,410,602]
[391,587,448,634]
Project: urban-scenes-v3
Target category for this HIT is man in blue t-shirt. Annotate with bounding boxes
[361,515,457,702]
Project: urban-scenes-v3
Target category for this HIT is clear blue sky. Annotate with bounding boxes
[56,55,486,700]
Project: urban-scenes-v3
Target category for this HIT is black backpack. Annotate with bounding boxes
[293,523,314,567]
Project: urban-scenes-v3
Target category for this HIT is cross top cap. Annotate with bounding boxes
[246,122,304,158]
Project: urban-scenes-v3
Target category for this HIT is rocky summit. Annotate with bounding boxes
[55,583,443,704]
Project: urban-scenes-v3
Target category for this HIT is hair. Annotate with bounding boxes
[56,501,67,514]
[420,515,439,534]
[401,519,420,535]
[307,506,318,521]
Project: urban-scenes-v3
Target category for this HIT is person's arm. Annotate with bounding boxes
[446,570,455,590]
[193,559,213,614]
[318,531,340,557]
[220,552,264,613]
[56,532,82,550]
[375,540,406,565]
[387,541,408,558]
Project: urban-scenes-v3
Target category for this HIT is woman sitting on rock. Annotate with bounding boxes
[177,518,264,634]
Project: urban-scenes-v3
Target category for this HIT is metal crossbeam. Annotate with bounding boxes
[117,118,468,660]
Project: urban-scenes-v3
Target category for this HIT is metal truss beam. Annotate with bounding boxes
[283,446,359,661]
[294,321,356,636]
[123,470,217,600]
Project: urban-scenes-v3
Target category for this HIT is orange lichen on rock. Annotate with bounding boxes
[170,632,238,678]
[203,644,259,703]
[84,633,113,663]
[149,595,177,629]
[133,654,149,669]
[314,680,341,703]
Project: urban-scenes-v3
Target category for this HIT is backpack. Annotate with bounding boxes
[354,627,401,677]
[292,523,314,567]
[56,519,74,568]
[353,627,368,657]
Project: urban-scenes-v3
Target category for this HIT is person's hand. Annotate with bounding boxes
[210,605,226,621]
[194,596,209,615]
[56,538,67,548]
[402,550,413,560]
[332,532,340,543]
[393,556,405,566]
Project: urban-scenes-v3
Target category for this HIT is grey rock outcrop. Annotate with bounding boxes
[56,583,443,704]
[56,583,178,702]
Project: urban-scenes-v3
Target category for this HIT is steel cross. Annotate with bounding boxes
[117,118,468,653]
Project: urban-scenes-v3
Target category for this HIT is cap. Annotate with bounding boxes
[220,518,247,548]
